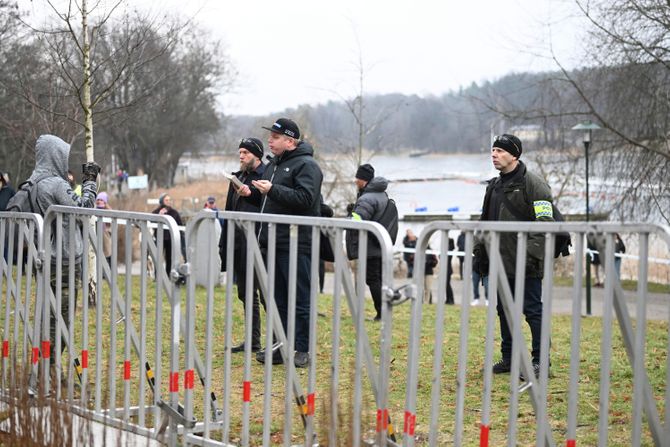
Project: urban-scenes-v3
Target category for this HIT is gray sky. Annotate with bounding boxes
[21,0,588,117]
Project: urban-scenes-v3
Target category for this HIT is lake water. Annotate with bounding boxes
[182,152,494,216]
[181,152,495,246]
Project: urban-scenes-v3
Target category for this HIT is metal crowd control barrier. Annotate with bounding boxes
[0,212,44,394]
[34,205,185,444]
[182,210,396,447]
[402,221,670,447]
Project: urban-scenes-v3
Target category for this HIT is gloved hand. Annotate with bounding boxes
[82,161,101,182]
[472,252,489,276]
[346,203,354,214]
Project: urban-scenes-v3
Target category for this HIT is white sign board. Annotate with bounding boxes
[127,175,148,190]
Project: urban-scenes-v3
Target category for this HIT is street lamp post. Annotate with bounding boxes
[572,120,601,315]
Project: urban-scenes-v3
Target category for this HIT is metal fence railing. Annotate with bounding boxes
[1,206,668,446]
[402,221,670,447]
[182,210,397,447]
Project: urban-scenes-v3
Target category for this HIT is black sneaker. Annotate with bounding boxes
[492,359,511,374]
[256,345,283,365]
[294,352,309,368]
[231,343,261,353]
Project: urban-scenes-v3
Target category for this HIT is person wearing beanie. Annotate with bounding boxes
[473,133,555,381]
[347,163,395,321]
[151,193,184,275]
[219,136,267,354]
[238,118,323,369]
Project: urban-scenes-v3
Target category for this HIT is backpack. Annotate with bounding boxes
[5,174,50,214]
[377,197,399,245]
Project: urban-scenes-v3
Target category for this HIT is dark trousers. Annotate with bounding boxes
[496,276,544,363]
[365,256,383,318]
[273,251,311,353]
[234,249,265,349]
[49,263,81,359]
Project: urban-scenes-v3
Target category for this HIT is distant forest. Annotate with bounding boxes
[221,70,580,156]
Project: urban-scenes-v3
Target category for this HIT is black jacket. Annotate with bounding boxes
[218,162,265,263]
[256,141,323,253]
[0,185,15,211]
[474,161,553,278]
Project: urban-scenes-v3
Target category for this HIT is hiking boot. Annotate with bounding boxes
[294,352,310,368]
[492,359,511,374]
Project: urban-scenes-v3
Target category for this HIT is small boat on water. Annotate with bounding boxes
[409,150,432,158]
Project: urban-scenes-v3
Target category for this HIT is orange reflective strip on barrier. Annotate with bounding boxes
[185,369,194,390]
[376,409,382,432]
[82,350,88,368]
[383,409,389,430]
[32,347,39,364]
[480,424,490,447]
[566,440,576,447]
[124,360,131,380]
[307,393,315,416]
[42,341,50,359]
[243,381,251,402]
[2,340,8,358]
[170,372,179,393]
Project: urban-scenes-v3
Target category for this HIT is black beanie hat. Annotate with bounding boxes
[492,134,523,159]
[239,137,264,159]
[355,163,375,182]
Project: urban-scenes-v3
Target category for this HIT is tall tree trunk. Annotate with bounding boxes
[81,0,94,162]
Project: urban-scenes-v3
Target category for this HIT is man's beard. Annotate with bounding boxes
[240,159,254,172]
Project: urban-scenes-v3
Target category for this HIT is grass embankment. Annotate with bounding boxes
[6,274,667,446]
[554,276,670,294]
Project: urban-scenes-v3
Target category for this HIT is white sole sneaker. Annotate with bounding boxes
[471,299,480,306]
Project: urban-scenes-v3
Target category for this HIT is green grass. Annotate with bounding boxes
[4,274,668,446]
[553,275,670,293]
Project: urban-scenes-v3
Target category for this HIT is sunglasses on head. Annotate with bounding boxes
[240,138,262,155]
[494,135,521,154]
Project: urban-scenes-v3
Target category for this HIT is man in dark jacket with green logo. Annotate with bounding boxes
[244,118,323,369]
[473,134,554,380]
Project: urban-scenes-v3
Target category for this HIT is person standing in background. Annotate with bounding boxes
[151,193,183,276]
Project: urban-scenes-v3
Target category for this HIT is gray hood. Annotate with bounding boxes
[363,177,389,193]
[30,134,70,182]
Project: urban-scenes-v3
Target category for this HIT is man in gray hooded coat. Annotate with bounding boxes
[347,164,391,321]
[27,134,98,358]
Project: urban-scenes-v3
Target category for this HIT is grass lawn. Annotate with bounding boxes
[6,273,667,446]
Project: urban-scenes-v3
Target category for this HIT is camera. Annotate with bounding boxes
[82,161,101,182]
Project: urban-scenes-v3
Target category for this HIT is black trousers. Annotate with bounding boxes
[234,248,265,349]
[496,276,544,363]
[273,251,312,353]
[365,256,383,318]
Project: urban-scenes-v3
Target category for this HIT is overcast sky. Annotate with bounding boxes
[20,0,588,117]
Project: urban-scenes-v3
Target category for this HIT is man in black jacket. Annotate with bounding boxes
[473,134,554,380]
[241,118,323,368]
[219,137,266,353]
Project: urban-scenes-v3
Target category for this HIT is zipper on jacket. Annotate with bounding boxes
[257,163,278,242]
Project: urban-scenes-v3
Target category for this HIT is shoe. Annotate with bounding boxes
[484,299,489,306]
[492,359,511,374]
[520,362,542,381]
[294,352,309,368]
[373,314,382,322]
[231,343,261,353]
[256,344,283,365]
[471,299,480,306]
